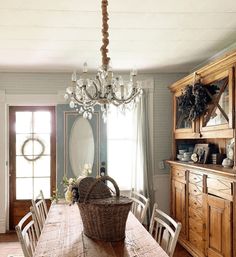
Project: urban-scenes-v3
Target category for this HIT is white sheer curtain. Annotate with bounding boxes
[107,105,139,190]
[107,90,152,195]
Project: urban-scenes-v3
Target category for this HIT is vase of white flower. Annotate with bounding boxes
[62,176,77,204]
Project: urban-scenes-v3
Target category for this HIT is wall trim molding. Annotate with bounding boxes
[141,78,154,90]
[0,92,62,231]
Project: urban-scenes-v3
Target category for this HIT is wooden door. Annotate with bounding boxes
[204,194,232,257]
[9,106,56,229]
[171,179,186,238]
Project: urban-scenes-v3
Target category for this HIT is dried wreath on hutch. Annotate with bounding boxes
[178,82,218,121]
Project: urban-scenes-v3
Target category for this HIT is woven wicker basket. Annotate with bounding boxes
[78,176,112,201]
[78,176,133,242]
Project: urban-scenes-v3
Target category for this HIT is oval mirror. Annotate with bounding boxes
[69,117,94,177]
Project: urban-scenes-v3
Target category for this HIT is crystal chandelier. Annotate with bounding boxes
[64,0,142,121]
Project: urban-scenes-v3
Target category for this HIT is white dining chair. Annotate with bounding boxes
[130,189,150,224]
[149,203,181,257]
[31,190,48,232]
[15,208,40,257]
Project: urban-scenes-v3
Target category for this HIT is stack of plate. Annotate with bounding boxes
[177,149,192,162]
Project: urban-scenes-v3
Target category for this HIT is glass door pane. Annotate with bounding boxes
[176,97,192,129]
[15,110,52,200]
[203,77,229,128]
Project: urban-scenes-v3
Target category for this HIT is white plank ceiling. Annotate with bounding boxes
[0,0,236,73]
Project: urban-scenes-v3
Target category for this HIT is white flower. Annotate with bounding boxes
[82,163,92,176]
[68,178,74,185]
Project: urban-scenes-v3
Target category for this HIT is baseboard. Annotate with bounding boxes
[178,237,205,257]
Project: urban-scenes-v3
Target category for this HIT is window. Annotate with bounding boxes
[107,106,140,190]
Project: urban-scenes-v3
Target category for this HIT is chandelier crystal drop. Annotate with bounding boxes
[64,0,142,121]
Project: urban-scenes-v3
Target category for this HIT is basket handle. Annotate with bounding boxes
[84,176,120,203]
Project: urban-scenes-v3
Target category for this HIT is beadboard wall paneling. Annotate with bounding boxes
[153,173,170,214]
[153,74,187,174]
[0,72,71,94]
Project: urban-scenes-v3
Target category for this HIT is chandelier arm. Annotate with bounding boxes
[100,0,110,69]
[96,75,103,90]
[73,95,90,106]
[92,81,100,98]
[73,91,96,107]
[111,101,120,107]
[81,85,99,101]
[111,88,138,103]
[72,94,83,105]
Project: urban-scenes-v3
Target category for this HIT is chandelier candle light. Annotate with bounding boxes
[64,0,143,121]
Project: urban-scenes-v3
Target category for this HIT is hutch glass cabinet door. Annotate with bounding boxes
[173,91,197,139]
[175,96,192,129]
[200,68,233,134]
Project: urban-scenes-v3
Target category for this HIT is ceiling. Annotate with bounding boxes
[0,0,236,73]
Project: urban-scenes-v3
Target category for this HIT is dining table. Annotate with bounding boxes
[33,201,169,257]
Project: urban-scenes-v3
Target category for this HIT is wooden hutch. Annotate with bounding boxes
[168,50,236,257]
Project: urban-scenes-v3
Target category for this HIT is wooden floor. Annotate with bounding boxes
[0,232,23,257]
[0,232,192,257]
[174,244,193,257]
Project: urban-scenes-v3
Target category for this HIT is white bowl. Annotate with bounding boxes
[179,149,187,154]
[183,152,192,157]
[181,157,190,162]
[177,154,183,160]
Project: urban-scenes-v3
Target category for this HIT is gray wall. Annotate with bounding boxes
[152,74,186,174]
[0,72,186,180]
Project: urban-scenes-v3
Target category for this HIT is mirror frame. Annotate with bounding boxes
[64,111,100,178]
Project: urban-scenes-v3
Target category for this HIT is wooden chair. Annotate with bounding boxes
[130,189,150,224]
[31,190,48,232]
[15,208,40,257]
[149,203,181,257]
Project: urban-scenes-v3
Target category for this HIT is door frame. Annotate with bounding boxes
[9,106,56,230]
[0,91,63,233]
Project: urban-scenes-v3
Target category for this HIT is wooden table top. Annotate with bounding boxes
[33,201,168,257]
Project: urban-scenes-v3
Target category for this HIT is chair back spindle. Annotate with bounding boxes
[149,203,181,257]
[130,189,149,224]
[31,190,48,232]
[15,210,39,257]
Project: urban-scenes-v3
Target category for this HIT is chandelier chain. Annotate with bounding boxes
[101,0,110,69]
